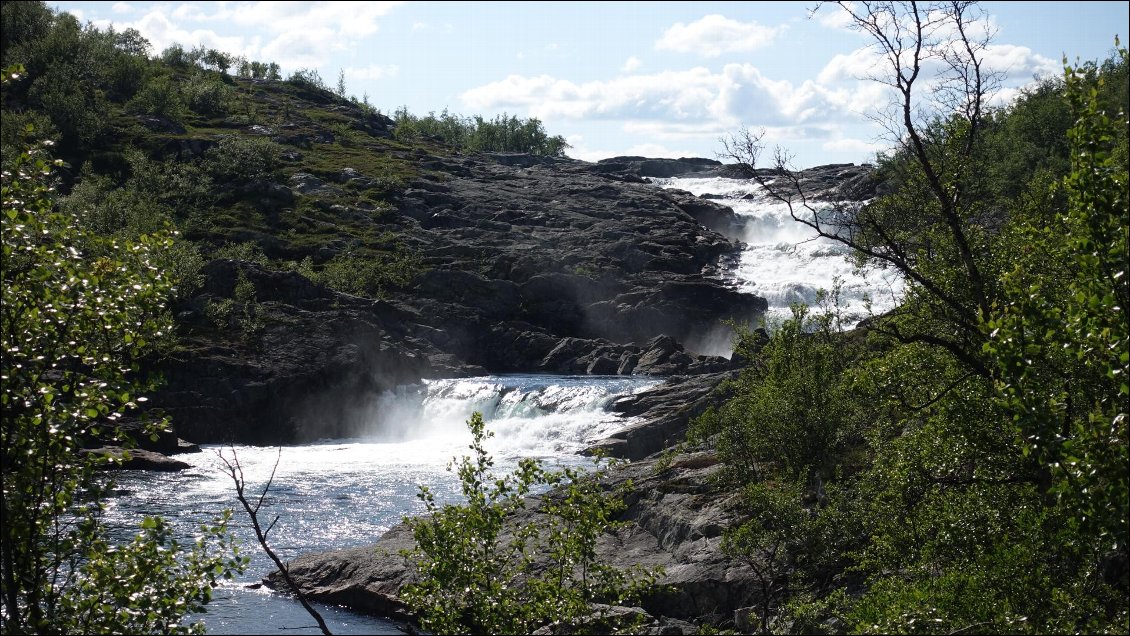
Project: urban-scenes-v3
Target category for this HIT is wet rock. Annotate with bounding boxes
[594,372,737,460]
[586,355,620,375]
[175,438,202,454]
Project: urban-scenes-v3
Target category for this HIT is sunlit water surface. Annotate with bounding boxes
[105,375,660,634]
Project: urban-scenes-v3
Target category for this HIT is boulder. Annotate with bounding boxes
[594,372,737,460]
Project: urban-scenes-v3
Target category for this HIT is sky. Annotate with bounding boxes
[50,1,1129,167]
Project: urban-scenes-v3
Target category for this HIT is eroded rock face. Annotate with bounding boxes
[263,451,760,630]
[388,154,767,352]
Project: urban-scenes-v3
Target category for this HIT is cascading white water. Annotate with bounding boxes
[656,176,904,327]
[104,374,660,634]
[363,375,660,457]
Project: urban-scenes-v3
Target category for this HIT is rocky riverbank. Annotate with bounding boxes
[263,448,763,633]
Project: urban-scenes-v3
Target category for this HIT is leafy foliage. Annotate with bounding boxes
[128,74,187,124]
[692,294,860,485]
[401,413,660,635]
[314,242,422,299]
[984,47,1129,582]
[202,135,282,184]
[710,12,1128,632]
[394,107,571,157]
[1,118,244,632]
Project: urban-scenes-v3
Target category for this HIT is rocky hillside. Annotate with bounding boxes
[117,81,782,444]
[3,37,873,448]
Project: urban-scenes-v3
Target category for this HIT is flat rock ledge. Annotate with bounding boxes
[264,451,763,632]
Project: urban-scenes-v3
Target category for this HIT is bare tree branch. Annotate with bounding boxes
[722,1,1003,379]
[217,447,333,636]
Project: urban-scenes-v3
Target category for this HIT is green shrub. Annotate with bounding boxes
[61,172,175,236]
[393,106,570,157]
[691,295,859,486]
[26,62,111,149]
[128,74,186,124]
[0,108,57,155]
[314,243,421,298]
[183,71,233,116]
[160,43,191,68]
[402,413,661,635]
[213,240,270,265]
[287,67,327,92]
[202,135,281,183]
[106,47,149,100]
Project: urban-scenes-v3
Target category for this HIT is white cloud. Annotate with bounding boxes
[814,39,1057,116]
[171,3,214,20]
[124,9,260,58]
[816,48,884,84]
[981,44,1058,78]
[103,2,403,72]
[260,27,336,68]
[111,2,135,14]
[461,64,853,139]
[621,56,642,72]
[655,14,785,57]
[815,3,856,30]
[220,1,401,40]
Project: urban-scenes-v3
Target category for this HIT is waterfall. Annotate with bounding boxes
[656,176,904,326]
[362,375,661,458]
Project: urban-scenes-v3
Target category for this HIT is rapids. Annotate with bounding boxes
[104,375,659,634]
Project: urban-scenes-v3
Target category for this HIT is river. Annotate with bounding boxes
[105,375,660,634]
